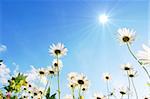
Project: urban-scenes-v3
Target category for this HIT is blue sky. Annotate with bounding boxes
[0,0,149,98]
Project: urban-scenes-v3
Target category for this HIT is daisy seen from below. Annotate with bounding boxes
[121,63,133,71]
[52,59,63,72]
[49,43,68,58]
[117,28,136,44]
[127,69,138,78]
[46,66,57,77]
[103,73,111,81]
[137,44,150,65]
[118,86,129,99]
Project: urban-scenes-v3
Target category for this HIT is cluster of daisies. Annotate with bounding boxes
[64,72,90,99]
[0,43,68,99]
[0,27,150,99]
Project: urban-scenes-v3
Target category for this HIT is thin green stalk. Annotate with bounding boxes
[106,80,110,99]
[120,95,123,99]
[78,85,82,99]
[43,77,52,98]
[127,71,130,99]
[131,78,138,99]
[126,43,150,80]
[57,55,61,99]
[44,80,49,95]
[71,88,75,99]
[142,67,150,79]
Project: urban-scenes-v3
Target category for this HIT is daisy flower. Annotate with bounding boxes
[137,44,150,65]
[76,73,89,87]
[20,92,29,99]
[128,69,138,78]
[46,66,57,76]
[68,82,77,89]
[49,43,68,58]
[37,68,47,77]
[30,86,44,98]
[121,63,132,71]
[52,59,63,72]
[68,72,78,83]
[117,28,136,44]
[93,92,106,99]
[118,86,129,96]
[103,73,111,81]
[81,80,90,92]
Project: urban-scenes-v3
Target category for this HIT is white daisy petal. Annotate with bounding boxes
[137,44,150,65]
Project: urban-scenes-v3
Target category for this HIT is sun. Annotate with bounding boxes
[99,14,108,24]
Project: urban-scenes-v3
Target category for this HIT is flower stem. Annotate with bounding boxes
[43,77,51,98]
[57,55,61,99]
[131,78,138,99]
[106,80,110,99]
[78,85,82,99]
[120,95,123,99]
[71,88,75,99]
[44,80,49,95]
[126,43,150,80]
[127,71,130,99]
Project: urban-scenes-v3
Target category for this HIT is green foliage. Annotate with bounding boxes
[10,96,18,99]
[46,87,56,99]
[0,90,3,99]
[4,73,27,93]
[49,93,56,99]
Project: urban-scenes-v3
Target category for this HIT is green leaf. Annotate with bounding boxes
[50,93,56,99]
[0,90,3,99]
[46,87,50,99]
[10,95,18,99]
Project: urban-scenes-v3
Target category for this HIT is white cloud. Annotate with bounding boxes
[0,44,7,52]
[12,62,19,74]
